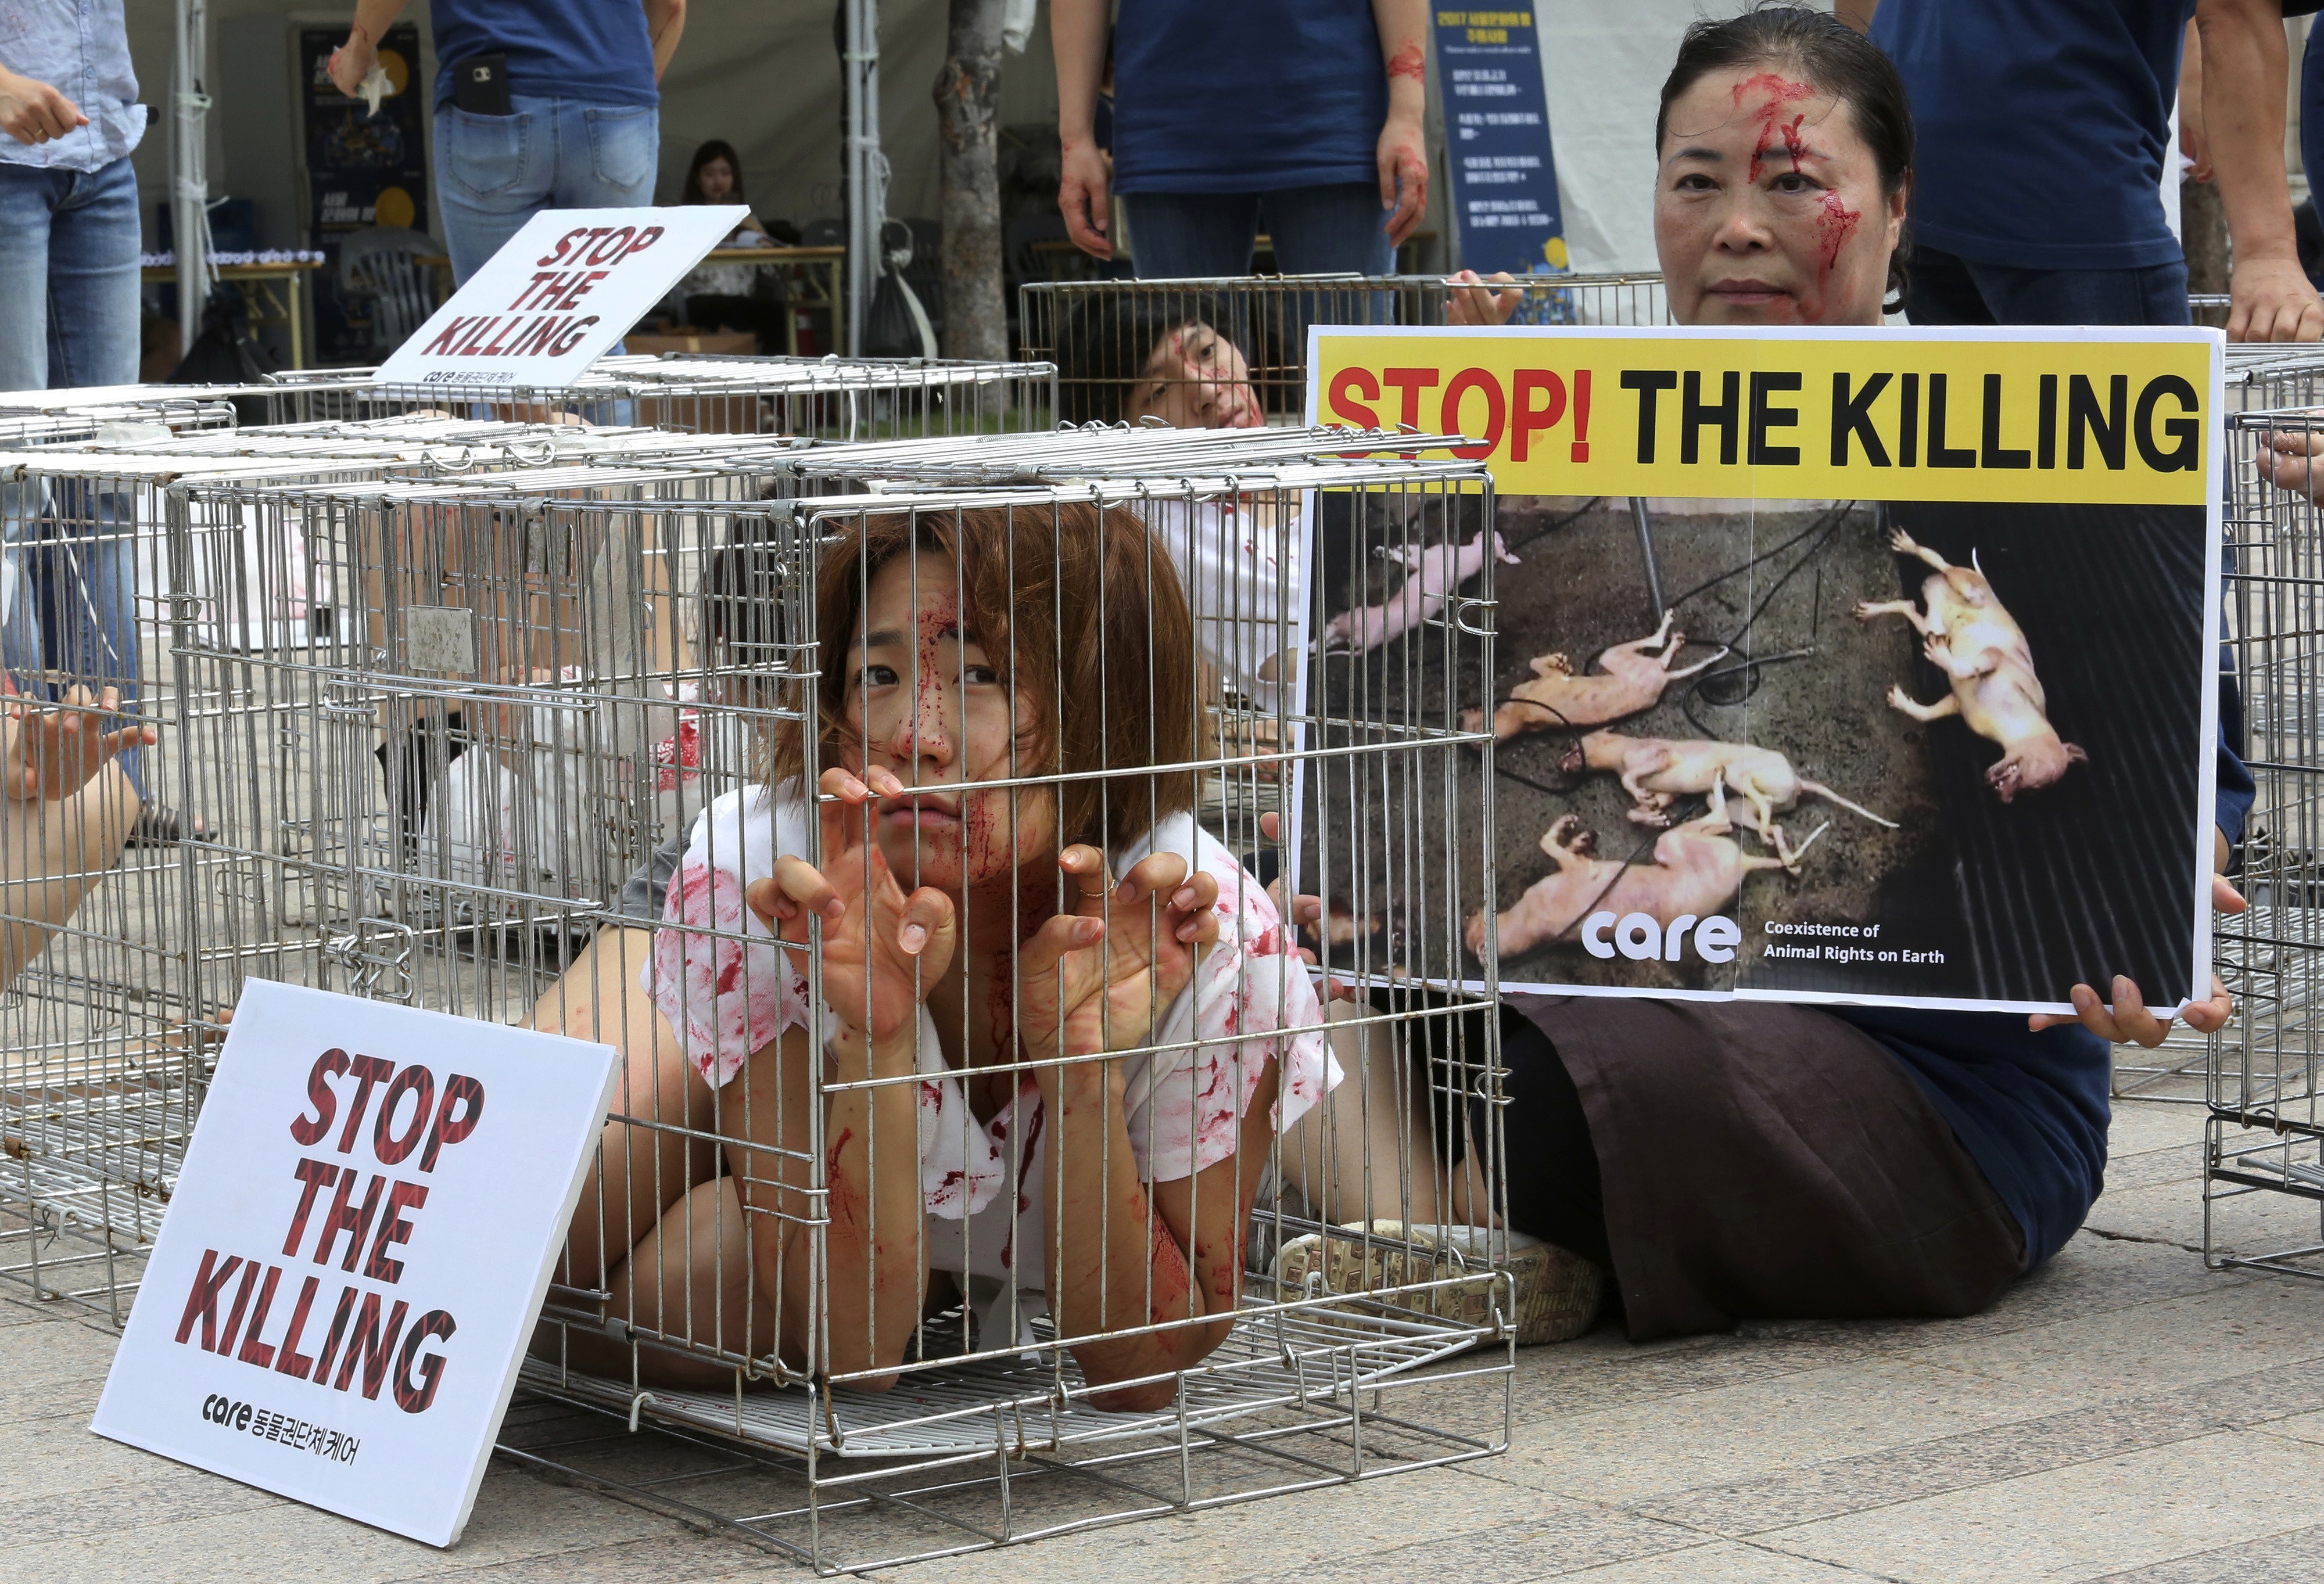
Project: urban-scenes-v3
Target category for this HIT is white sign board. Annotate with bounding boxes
[372,204,747,390]
[92,980,618,1547]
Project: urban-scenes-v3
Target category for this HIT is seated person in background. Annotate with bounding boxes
[533,504,1333,1407]
[1059,295,1293,701]
[0,684,153,985]
[668,140,794,350]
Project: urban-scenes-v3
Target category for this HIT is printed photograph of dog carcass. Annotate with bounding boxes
[1297,493,2212,1011]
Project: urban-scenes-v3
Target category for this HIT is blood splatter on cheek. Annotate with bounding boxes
[1386,42,1424,82]
[1814,188,1861,276]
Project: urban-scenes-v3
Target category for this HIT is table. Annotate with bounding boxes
[417,246,845,357]
[142,260,322,369]
[685,246,845,356]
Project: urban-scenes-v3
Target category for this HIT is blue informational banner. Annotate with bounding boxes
[1433,9,1569,277]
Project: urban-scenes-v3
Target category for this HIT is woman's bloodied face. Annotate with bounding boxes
[1124,322,1265,429]
[1653,64,1904,328]
[840,549,1056,892]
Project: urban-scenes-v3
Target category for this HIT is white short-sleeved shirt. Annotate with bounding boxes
[1136,494,1301,706]
[645,783,1338,1295]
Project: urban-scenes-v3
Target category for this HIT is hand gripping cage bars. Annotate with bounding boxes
[169,427,1518,1568]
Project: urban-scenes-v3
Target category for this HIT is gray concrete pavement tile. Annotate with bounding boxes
[1559,1539,1898,1581]
[2255,1409,2324,1446]
[1902,1279,2324,1405]
[874,1466,1694,1584]
[2093,1142,2204,1195]
[1632,1353,2324,1536]
[0,1462,286,1546]
[2082,1521,2324,1582]
[1483,1357,2076,1506]
[1761,1431,2324,1584]
[0,1369,111,1425]
[2088,1178,2322,1258]
[16,1468,676,1584]
[2103,1103,2204,1159]
[382,1532,770,1583]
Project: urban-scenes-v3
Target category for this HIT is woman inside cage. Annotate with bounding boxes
[535,501,1336,1405]
[1279,6,2258,1342]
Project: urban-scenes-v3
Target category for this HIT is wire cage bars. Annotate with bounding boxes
[1020,272,1670,426]
[2208,407,2324,1277]
[167,430,1517,1568]
[0,423,835,1321]
[254,352,1057,441]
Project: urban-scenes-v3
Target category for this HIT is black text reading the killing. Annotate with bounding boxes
[414,223,666,368]
[1619,368,2200,473]
[173,1051,487,1418]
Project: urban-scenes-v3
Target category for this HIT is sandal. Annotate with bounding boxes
[1274,1219,1604,1345]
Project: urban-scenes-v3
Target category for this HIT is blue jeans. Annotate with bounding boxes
[1124,184,1396,278]
[434,96,661,285]
[0,155,143,789]
[1905,243,2192,328]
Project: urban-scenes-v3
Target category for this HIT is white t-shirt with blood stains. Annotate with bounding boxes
[644,782,1339,1294]
[1135,494,1302,706]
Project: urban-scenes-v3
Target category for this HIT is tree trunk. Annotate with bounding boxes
[2182,175,2230,331]
[934,0,1007,362]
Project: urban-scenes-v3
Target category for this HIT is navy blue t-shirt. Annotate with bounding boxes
[1873,0,2192,271]
[1111,1,1383,194]
[430,0,658,109]
[1835,714,2253,1270]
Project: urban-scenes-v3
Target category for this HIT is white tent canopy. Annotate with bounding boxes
[131,1,1694,328]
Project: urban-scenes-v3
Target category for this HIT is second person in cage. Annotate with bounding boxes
[536,502,1336,1407]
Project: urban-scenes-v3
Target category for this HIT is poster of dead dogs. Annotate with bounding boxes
[1304,326,2222,1014]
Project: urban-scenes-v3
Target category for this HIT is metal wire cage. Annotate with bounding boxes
[2209,407,2324,1276]
[1020,272,1669,425]
[253,352,1057,440]
[0,423,826,1322]
[168,433,1516,1568]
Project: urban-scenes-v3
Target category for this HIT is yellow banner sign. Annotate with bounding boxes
[1308,329,2218,505]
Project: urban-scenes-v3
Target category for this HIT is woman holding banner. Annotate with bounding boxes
[1299,7,2255,1342]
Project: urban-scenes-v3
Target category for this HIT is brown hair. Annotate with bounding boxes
[768,501,1198,854]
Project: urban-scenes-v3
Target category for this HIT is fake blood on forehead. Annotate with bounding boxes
[1732,71,1814,185]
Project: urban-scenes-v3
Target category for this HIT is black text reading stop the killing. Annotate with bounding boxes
[172,1051,487,1417]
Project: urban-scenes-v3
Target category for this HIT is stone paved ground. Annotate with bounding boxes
[9,1087,2323,1583]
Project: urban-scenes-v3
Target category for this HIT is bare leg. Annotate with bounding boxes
[531,926,720,1302]
[1277,1002,1490,1230]
[535,1175,774,1389]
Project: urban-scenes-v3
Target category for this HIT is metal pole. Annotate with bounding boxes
[844,0,885,357]
[173,0,213,360]
[1629,495,1663,619]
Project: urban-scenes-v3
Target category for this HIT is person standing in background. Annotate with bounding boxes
[1054,0,1430,276]
[0,4,165,838]
[329,0,687,284]
[1842,0,2322,340]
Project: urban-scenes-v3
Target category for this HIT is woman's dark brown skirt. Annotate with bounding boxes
[1504,994,2028,1341]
